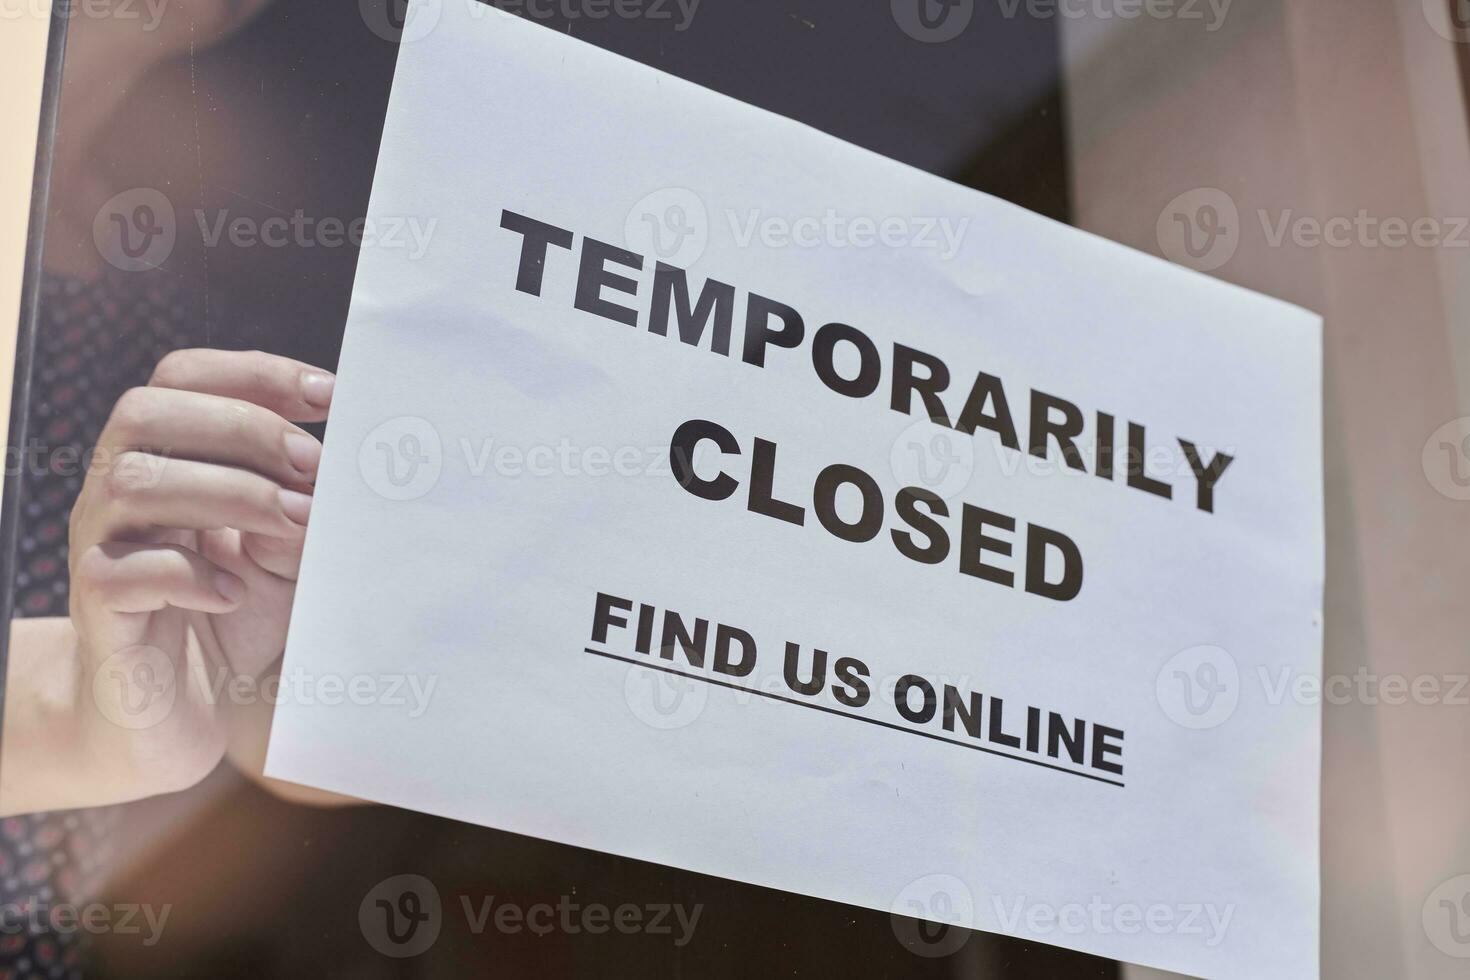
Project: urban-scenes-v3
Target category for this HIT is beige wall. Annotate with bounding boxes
[0,0,54,514]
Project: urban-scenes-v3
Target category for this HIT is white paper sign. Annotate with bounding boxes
[266,4,1323,976]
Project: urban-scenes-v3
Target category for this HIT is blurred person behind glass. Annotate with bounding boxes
[1,1,353,974]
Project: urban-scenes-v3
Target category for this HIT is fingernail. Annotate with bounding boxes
[301,371,336,408]
[284,431,323,476]
[280,488,314,526]
[216,572,246,603]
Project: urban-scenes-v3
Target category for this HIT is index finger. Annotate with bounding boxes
[149,349,335,423]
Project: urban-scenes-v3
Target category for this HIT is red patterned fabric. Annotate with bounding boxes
[5,270,200,977]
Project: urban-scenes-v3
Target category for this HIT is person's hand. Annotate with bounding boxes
[68,349,333,793]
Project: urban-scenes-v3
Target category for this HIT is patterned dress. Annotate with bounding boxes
[2,270,199,980]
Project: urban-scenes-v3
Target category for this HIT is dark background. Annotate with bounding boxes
[44,0,1072,373]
